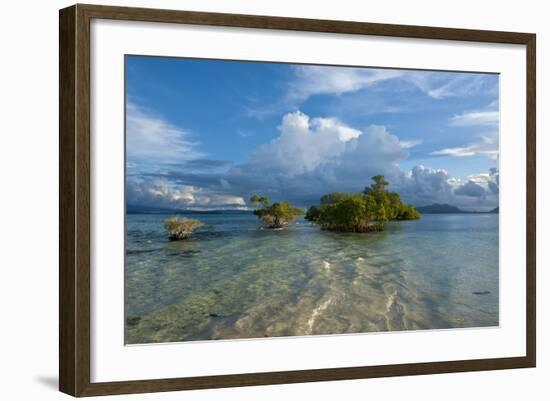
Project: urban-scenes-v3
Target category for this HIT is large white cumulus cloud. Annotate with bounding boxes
[226,111,408,205]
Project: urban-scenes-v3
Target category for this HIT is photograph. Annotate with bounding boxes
[124,56,500,345]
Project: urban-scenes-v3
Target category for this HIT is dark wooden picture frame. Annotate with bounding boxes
[59,3,536,397]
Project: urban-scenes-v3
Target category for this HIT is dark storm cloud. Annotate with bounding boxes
[454,180,488,197]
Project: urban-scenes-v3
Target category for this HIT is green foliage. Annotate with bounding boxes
[250,194,270,207]
[398,204,421,220]
[304,205,322,222]
[315,195,374,232]
[164,216,203,240]
[307,176,420,232]
[253,199,304,229]
[364,175,389,196]
[320,192,348,205]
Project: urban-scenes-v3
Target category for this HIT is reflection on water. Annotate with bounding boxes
[125,212,498,344]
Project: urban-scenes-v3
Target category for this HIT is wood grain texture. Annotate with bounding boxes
[59,3,536,397]
[59,5,76,396]
[78,3,533,44]
[75,4,92,396]
[525,34,536,367]
[78,357,533,396]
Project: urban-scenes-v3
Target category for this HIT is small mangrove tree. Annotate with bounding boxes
[305,175,420,232]
[250,194,303,229]
[164,216,203,240]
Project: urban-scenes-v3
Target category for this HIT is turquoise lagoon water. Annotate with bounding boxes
[125,212,499,344]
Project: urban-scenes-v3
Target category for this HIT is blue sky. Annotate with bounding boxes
[126,56,500,211]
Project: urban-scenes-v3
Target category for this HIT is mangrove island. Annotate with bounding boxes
[305,175,420,232]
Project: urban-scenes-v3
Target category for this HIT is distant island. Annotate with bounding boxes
[305,176,420,232]
[416,203,499,214]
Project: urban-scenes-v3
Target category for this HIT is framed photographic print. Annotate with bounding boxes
[59,4,536,397]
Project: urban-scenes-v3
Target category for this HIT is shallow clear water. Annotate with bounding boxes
[125,212,498,344]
